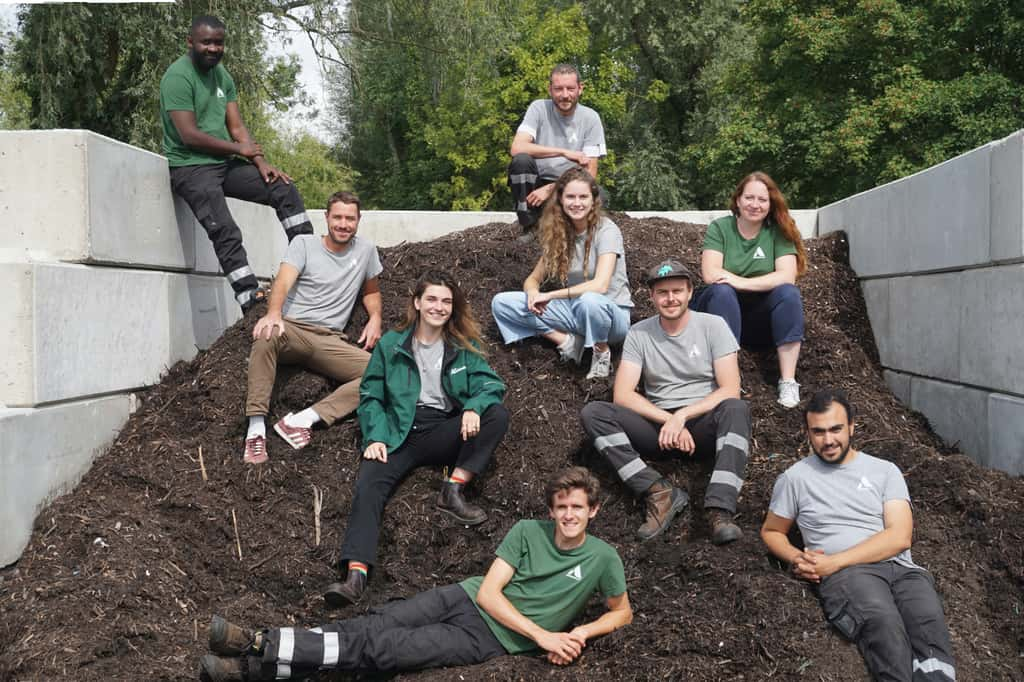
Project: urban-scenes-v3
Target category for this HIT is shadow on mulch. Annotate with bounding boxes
[1,217,1022,681]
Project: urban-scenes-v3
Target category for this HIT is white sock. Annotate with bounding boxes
[247,416,266,439]
[285,407,321,429]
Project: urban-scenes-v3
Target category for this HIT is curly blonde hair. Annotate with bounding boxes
[730,171,808,277]
[537,168,603,284]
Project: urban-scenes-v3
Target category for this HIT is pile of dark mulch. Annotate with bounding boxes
[1,217,1022,681]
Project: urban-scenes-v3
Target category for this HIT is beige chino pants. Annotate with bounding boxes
[245,317,369,425]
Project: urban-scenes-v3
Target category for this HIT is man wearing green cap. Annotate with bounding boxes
[581,260,751,545]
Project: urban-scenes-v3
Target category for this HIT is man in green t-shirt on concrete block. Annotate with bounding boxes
[160,15,314,312]
[197,466,632,681]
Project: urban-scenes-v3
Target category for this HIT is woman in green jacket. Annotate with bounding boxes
[324,270,509,607]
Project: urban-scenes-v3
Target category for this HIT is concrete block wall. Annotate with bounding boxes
[818,128,1024,475]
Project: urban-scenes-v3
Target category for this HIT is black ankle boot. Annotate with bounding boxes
[437,481,488,525]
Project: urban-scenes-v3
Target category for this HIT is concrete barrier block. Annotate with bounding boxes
[847,182,906,277]
[884,370,911,406]
[887,273,961,382]
[987,394,1024,475]
[909,376,988,464]
[0,263,171,406]
[0,394,130,566]
[960,264,1024,394]
[989,130,1024,261]
[0,263,35,406]
[816,198,848,238]
[898,144,991,274]
[860,279,891,365]
[168,274,243,364]
[357,211,515,248]
[0,130,191,269]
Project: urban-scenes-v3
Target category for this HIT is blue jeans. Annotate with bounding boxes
[490,290,631,348]
[690,283,803,347]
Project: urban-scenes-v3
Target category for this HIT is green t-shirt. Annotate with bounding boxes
[702,215,797,278]
[159,55,238,167]
[460,519,627,654]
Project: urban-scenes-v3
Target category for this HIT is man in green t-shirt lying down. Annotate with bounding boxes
[197,466,632,681]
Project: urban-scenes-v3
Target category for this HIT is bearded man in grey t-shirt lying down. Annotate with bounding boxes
[581,260,751,545]
[761,388,955,682]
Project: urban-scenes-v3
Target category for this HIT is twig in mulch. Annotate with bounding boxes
[231,509,242,561]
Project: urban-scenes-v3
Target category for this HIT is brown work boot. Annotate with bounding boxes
[708,508,743,545]
[324,569,367,608]
[436,481,488,526]
[637,479,689,541]
[208,615,262,656]
[199,654,266,682]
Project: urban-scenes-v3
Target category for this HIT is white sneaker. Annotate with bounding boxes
[777,379,800,408]
[557,334,585,364]
[586,348,612,380]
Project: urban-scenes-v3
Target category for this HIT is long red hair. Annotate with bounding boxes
[730,171,807,276]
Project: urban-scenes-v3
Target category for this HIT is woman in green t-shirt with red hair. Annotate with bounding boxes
[690,171,808,408]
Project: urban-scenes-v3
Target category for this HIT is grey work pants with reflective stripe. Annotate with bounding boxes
[818,561,955,681]
[258,584,505,678]
[507,153,610,229]
[581,398,750,512]
[170,158,313,306]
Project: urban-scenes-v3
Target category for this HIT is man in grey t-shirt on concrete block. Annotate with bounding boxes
[508,63,608,236]
[241,191,384,464]
[761,388,955,681]
[581,260,751,544]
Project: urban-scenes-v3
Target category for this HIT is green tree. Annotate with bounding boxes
[338,0,636,210]
[0,19,30,130]
[691,0,1024,207]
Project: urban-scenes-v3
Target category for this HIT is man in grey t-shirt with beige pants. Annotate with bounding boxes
[581,260,751,544]
[242,191,384,464]
[761,388,955,681]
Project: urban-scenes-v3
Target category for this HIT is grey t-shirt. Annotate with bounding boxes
[517,100,607,179]
[768,451,917,568]
[414,338,451,412]
[620,312,738,409]
[568,217,633,307]
[282,234,383,333]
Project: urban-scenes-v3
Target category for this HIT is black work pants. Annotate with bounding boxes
[169,158,313,308]
[507,153,609,229]
[819,562,955,681]
[581,399,750,513]
[339,404,509,567]
[259,584,506,677]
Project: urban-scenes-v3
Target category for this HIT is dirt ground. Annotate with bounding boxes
[1,217,1022,681]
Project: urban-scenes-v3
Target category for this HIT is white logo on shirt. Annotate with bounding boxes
[565,564,583,582]
[857,476,875,492]
[450,366,466,375]
[216,87,226,99]
[688,345,701,358]
[753,246,766,260]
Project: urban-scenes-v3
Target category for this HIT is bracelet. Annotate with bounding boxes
[567,285,572,299]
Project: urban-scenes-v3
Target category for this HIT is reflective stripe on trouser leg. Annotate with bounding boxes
[581,401,661,496]
[227,265,254,284]
[263,625,344,678]
[703,399,750,513]
[508,154,542,226]
[281,211,310,230]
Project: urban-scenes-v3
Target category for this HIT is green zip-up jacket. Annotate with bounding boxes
[358,326,506,451]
